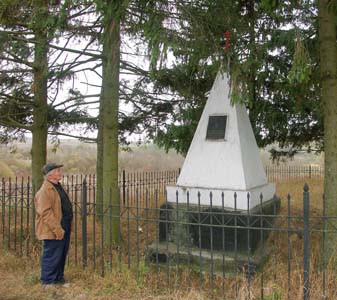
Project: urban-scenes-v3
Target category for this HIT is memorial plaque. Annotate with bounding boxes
[206,115,227,140]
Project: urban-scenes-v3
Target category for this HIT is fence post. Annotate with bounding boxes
[303,183,310,300]
[322,193,326,299]
[1,178,5,247]
[122,170,126,205]
[81,179,87,268]
[309,165,312,179]
[32,182,36,244]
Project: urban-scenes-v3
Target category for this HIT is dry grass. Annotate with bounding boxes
[2,177,337,300]
[275,177,324,210]
[0,250,209,300]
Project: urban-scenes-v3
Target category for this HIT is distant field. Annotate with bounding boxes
[259,146,324,167]
[0,139,323,178]
[0,140,185,177]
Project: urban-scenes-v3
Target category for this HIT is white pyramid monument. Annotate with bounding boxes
[166,72,275,210]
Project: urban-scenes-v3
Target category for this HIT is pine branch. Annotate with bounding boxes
[0,116,31,131]
[48,131,97,142]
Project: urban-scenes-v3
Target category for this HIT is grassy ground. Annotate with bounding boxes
[0,250,208,300]
[1,177,333,300]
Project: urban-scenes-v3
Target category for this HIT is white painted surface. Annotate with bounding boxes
[168,71,275,209]
[166,183,276,210]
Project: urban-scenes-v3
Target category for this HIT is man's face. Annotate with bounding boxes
[47,168,62,183]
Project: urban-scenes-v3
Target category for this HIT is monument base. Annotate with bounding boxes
[148,242,269,277]
[166,183,276,211]
[149,196,280,275]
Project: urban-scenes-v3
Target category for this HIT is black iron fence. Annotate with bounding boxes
[265,164,323,181]
[0,167,332,299]
[0,170,178,262]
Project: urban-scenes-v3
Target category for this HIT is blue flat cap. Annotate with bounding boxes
[42,163,64,175]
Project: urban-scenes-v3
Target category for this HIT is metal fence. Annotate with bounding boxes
[0,170,179,258]
[265,164,323,181]
[0,167,332,299]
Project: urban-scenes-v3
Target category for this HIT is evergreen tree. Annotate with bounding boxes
[0,0,97,188]
[95,0,121,244]
[137,1,323,159]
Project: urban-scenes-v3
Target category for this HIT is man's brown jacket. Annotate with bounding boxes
[34,180,65,240]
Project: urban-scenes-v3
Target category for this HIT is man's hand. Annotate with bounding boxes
[55,230,65,240]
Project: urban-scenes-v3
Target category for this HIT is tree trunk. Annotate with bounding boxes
[318,0,337,259]
[100,1,120,245]
[96,106,104,218]
[31,0,49,191]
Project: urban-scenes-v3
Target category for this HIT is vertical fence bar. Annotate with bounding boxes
[14,177,17,252]
[209,192,214,296]
[186,191,191,289]
[197,192,203,290]
[175,190,180,288]
[247,193,251,300]
[260,193,264,300]
[309,165,312,178]
[26,178,30,257]
[109,186,113,272]
[145,172,148,206]
[117,189,122,271]
[32,181,36,245]
[81,179,87,268]
[19,178,23,256]
[127,187,131,269]
[145,189,149,267]
[149,172,152,199]
[130,173,133,208]
[136,188,140,281]
[136,173,139,208]
[221,192,226,292]
[133,172,135,208]
[155,189,159,289]
[1,178,5,247]
[74,175,78,265]
[165,194,170,288]
[127,173,130,208]
[8,178,11,250]
[122,170,126,206]
[101,190,105,277]
[303,184,310,300]
[322,193,326,299]
[234,192,238,298]
[141,172,144,208]
[93,182,96,270]
[273,195,278,298]
[287,193,291,300]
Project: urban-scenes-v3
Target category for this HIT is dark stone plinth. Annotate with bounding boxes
[159,197,280,253]
[151,197,281,275]
[148,242,266,277]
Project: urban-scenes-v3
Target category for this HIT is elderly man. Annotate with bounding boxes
[34,163,73,285]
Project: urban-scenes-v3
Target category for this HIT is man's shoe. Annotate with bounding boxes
[42,283,58,290]
[56,278,70,287]
[55,278,66,284]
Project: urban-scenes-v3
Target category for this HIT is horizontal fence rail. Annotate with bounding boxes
[0,167,331,299]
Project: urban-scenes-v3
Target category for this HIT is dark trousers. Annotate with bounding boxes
[41,215,72,284]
